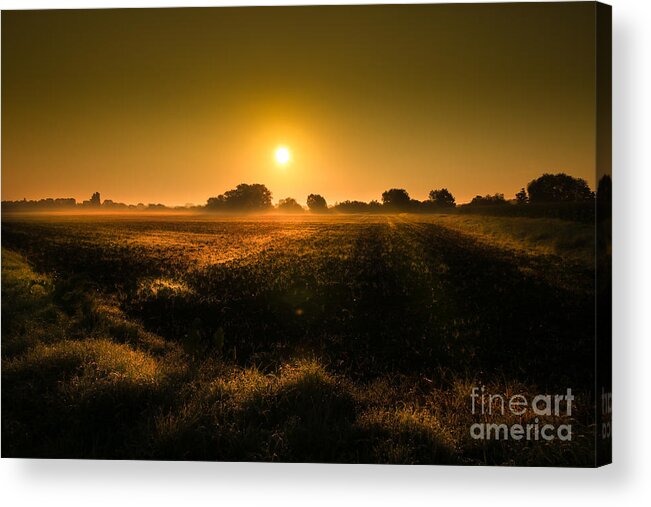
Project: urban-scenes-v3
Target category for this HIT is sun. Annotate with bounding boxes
[274,146,291,166]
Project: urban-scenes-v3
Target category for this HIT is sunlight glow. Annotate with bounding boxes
[275,146,291,166]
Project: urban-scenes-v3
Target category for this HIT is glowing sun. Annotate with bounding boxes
[275,146,291,166]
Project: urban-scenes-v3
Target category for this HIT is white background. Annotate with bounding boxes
[1,0,649,505]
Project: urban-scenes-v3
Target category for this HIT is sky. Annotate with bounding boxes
[2,3,597,206]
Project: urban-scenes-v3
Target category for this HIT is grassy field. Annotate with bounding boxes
[428,214,595,266]
[1,213,596,464]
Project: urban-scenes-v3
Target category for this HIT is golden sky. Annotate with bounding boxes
[2,3,597,206]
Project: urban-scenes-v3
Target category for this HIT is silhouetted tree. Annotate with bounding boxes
[1,197,77,212]
[428,188,456,208]
[306,194,328,212]
[102,199,128,210]
[515,188,528,205]
[206,183,273,211]
[55,198,76,208]
[81,192,101,207]
[334,200,373,213]
[381,188,411,211]
[368,200,382,211]
[469,193,507,206]
[206,195,227,209]
[527,173,593,203]
[277,197,304,213]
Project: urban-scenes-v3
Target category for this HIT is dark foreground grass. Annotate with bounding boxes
[1,215,597,465]
[1,253,459,462]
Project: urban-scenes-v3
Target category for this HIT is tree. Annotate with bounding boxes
[102,199,128,210]
[1,197,76,212]
[206,195,226,210]
[277,197,304,213]
[381,188,411,210]
[306,194,328,212]
[515,188,528,205]
[222,183,273,210]
[81,192,101,207]
[526,173,593,203]
[368,200,382,212]
[428,188,456,208]
[469,193,507,206]
[206,183,273,211]
[333,200,372,213]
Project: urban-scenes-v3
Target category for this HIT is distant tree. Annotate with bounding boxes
[306,194,328,212]
[515,188,528,205]
[147,203,167,210]
[277,197,304,213]
[206,183,273,211]
[428,188,456,208]
[2,197,77,212]
[381,188,411,211]
[368,200,382,212]
[206,195,227,210]
[223,183,272,210]
[527,173,593,203]
[102,199,128,210]
[90,192,101,207]
[334,200,372,213]
[54,198,76,208]
[469,193,508,206]
[409,199,424,212]
[81,192,101,207]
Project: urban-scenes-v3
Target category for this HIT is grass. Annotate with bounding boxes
[1,213,597,465]
[427,214,595,267]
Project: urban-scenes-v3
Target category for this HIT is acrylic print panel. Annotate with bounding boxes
[1,2,612,466]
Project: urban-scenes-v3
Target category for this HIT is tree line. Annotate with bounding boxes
[2,173,601,216]
[2,191,177,212]
[203,173,596,213]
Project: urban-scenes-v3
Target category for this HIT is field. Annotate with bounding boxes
[1,213,597,465]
